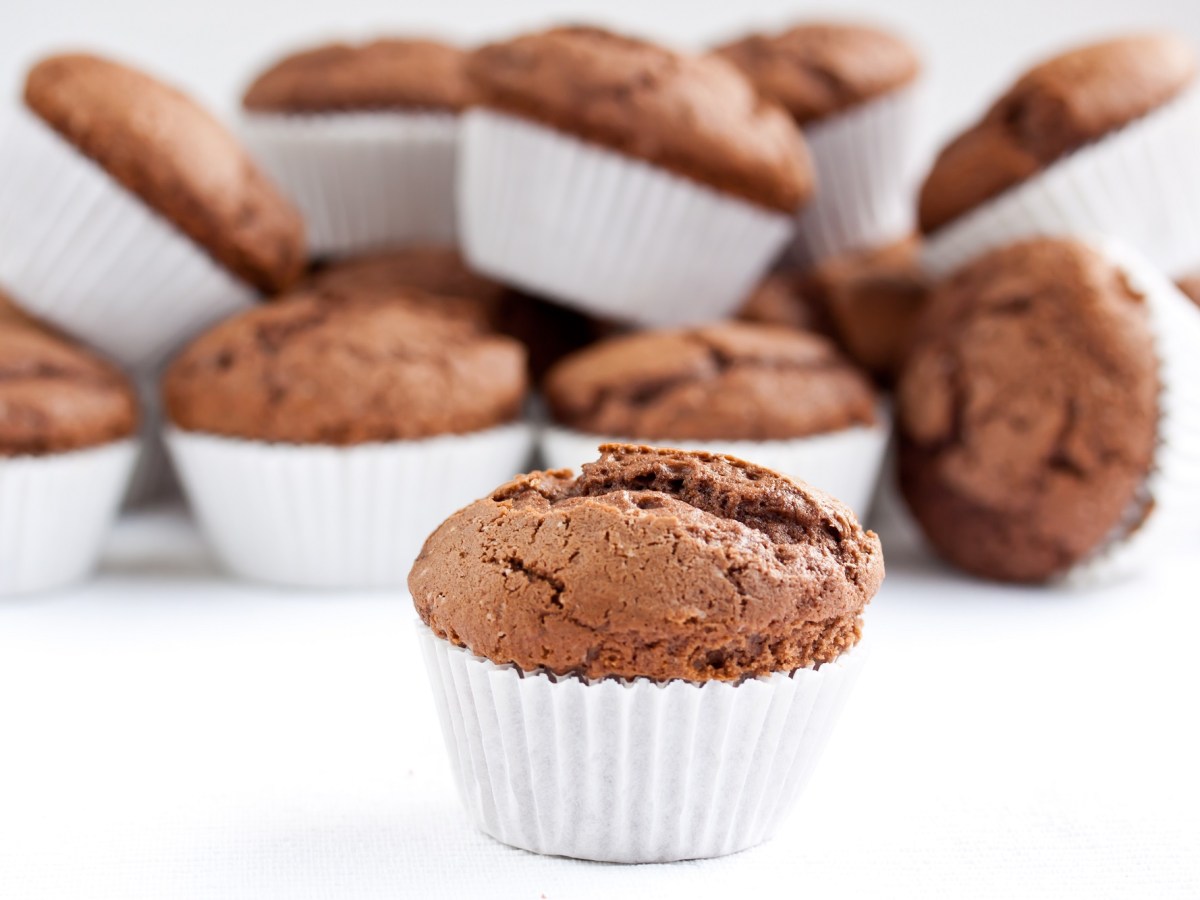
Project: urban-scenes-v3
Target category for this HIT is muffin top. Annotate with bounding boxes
[410,444,884,681]
[714,22,921,125]
[736,271,832,334]
[26,53,306,294]
[243,38,472,113]
[0,321,138,456]
[919,34,1197,234]
[467,25,814,212]
[897,238,1160,583]
[164,293,528,444]
[544,322,877,441]
[1177,274,1200,308]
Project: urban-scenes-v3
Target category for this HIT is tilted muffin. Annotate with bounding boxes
[163,294,534,586]
[304,245,612,378]
[242,38,471,255]
[413,444,884,862]
[898,237,1200,583]
[716,22,924,264]
[919,35,1200,276]
[0,321,139,594]
[0,52,305,370]
[459,25,813,325]
[541,322,886,514]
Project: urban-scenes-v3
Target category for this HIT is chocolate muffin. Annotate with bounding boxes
[0,320,138,456]
[544,322,877,441]
[411,444,884,681]
[26,53,306,294]
[164,293,528,444]
[919,35,1197,236]
[897,238,1160,583]
[714,22,921,126]
[736,270,833,334]
[467,25,812,212]
[243,38,472,113]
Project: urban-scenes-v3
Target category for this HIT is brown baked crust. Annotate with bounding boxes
[736,271,833,334]
[1177,274,1200,308]
[466,25,813,212]
[163,293,528,444]
[543,322,878,441]
[25,53,306,294]
[410,444,884,681]
[0,321,138,455]
[919,35,1197,234]
[243,39,472,113]
[897,238,1160,583]
[714,22,920,125]
[802,236,930,382]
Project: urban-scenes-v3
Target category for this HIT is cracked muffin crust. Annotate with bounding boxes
[163,293,528,444]
[0,320,138,456]
[466,25,813,212]
[25,53,307,294]
[714,22,921,125]
[243,38,473,113]
[897,238,1160,583]
[543,322,877,441]
[918,34,1197,235]
[410,444,884,681]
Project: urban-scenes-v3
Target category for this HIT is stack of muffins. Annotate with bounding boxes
[1,16,1199,865]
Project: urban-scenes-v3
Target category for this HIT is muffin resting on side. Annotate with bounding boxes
[540,322,886,513]
[413,444,883,862]
[458,25,813,325]
[0,321,140,594]
[163,294,534,587]
[241,38,471,255]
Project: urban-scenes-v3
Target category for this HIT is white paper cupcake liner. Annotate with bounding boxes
[790,82,924,267]
[922,86,1200,279]
[165,423,535,588]
[0,106,258,371]
[0,440,138,596]
[539,413,891,517]
[1062,237,1200,584]
[418,623,866,863]
[458,109,794,326]
[241,111,458,258]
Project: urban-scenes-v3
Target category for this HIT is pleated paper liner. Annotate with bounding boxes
[0,440,138,596]
[458,108,793,327]
[166,423,535,588]
[790,81,925,267]
[539,414,891,519]
[922,86,1200,279]
[0,106,257,372]
[418,623,867,863]
[241,111,459,258]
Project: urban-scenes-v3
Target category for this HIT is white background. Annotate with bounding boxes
[3,1,1200,897]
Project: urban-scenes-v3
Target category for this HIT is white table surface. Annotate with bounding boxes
[1,500,1197,899]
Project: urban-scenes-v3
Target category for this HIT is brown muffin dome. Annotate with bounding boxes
[410,444,885,681]
[164,293,528,444]
[544,322,877,441]
[1177,274,1200,308]
[714,22,921,125]
[736,271,833,334]
[467,25,813,212]
[243,38,473,113]
[0,321,138,456]
[919,35,1197,234]
[897,238,1160,583]
[25,53,306,294]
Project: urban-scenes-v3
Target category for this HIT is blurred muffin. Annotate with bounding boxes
[919,34,1200,276]
[459,25,812,325]
[413,444,883,861]
[540,322,887,514]
[717,22,923,263]
[242,38,471,255]
[163,294,534,587]
[0,320,139,594]
[1177,273,1200,307]
[0,52,304,370]
[898,237,1200,583]
[736,270,832,334]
